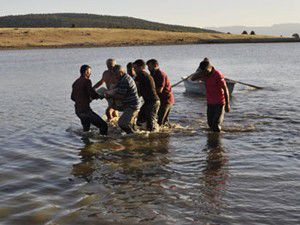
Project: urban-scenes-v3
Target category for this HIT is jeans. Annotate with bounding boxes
[158,103,172,126]
[137,100,160,131]
[118,106,139,134]
[207,104,225,132]
[76,108,108,135]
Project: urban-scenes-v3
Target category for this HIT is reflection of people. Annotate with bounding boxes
[134,59,160,131]
[105,65,140,134]
[147,59,174,126]
[93,59,119,122]
[71,65,108,135]
[72,134,171,185]
[190,58,231,132]
[203,133,228,212]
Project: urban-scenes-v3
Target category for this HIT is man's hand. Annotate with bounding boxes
[104,92,110,99]
[225,104,231,113]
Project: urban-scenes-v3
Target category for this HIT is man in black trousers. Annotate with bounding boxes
[71,65,108,135]
[134,59,160,131]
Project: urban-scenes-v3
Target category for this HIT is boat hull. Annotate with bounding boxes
[183,79,235,96]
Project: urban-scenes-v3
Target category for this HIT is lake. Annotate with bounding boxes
[0,43,299,225]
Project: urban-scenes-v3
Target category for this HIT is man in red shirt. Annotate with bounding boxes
[147,59,174,126]
[190,58,230,132]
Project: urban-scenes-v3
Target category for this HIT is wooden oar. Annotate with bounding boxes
[225,78,263,89]
[172,74,264,90]
[171,74,194,88]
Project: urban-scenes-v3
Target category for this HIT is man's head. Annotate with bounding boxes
[146,59,159,73]
[127,62,136,77]
[80,64,91,79]
[133,59,146,73]
[106,58,116,70]
[199,58,212,75]
[112,64,126,80]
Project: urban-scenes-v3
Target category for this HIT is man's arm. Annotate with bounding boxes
[106,79,126,99]
[93,73,105,89]
[222,84,231,112]
[106,89,125,99]
[71,86,75,101]
[155,72,165,94]
[87,80,100,100]
[190,71,205,81]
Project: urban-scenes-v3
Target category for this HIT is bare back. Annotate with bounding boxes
[102,70,117,89]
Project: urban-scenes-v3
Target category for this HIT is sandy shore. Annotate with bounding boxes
[0,28,299,50]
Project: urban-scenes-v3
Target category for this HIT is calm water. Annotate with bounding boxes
[0,43,299,225]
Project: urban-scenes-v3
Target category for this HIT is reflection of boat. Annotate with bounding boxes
[183,77,236,96]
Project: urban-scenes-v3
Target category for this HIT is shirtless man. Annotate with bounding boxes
[93,59,119,121]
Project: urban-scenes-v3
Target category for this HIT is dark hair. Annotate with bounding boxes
[199,58,210,71]
[127,62,133,70]
[133,59,146,67]
[80,64,91,75]
[146,59,158,66]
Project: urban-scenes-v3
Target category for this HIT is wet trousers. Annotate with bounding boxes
[76,108,108,135]
[207,104,225,132]
[137,100,160,131]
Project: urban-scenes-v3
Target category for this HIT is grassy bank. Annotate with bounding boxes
[0,28,298,50]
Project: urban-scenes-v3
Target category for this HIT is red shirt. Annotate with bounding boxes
[151,69,174,105]
[204,68,226,105]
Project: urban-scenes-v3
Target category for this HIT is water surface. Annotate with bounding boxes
[0,43,299,225]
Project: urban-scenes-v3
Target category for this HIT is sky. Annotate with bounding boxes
[1,0,300,27]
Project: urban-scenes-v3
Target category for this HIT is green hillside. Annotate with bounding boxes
[0,13,217,33]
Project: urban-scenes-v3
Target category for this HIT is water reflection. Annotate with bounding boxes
[73,134,171,180]
[71,135,172,222]
[202,133,228,214]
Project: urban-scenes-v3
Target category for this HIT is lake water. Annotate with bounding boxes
[0,43,299,225]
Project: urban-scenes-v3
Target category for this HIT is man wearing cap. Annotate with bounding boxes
[190,58,231,132]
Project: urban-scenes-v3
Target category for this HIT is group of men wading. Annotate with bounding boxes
[71,57,230,135]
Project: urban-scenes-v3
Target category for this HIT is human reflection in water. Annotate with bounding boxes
[71,134,172,222]
[72,134,169,185]
[202,132,229,214]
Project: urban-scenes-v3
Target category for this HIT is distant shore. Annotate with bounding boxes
[0,28,299,50]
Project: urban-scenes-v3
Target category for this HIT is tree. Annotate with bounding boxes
[242,30,248,35]
[71,23,76,28]
[292,33,299,39]
[250,31,256,35]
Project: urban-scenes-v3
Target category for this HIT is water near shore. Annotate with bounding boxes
[0,43,299,225]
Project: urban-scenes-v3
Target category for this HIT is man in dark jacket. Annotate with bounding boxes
[71,65,108,135]
[147,59,174,126]
[134,59,160,131]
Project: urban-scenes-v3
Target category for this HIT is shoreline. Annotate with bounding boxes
[0,28,299,50]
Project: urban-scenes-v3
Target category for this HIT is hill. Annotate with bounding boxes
[0,13,217,33]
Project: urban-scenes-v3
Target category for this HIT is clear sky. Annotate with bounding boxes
[1,0,300,27]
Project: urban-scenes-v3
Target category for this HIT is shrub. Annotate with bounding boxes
[292,33,299,39]
[250,31,256,35]
[242,30,248,35]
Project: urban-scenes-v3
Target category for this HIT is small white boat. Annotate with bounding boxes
[183,78,236,96]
